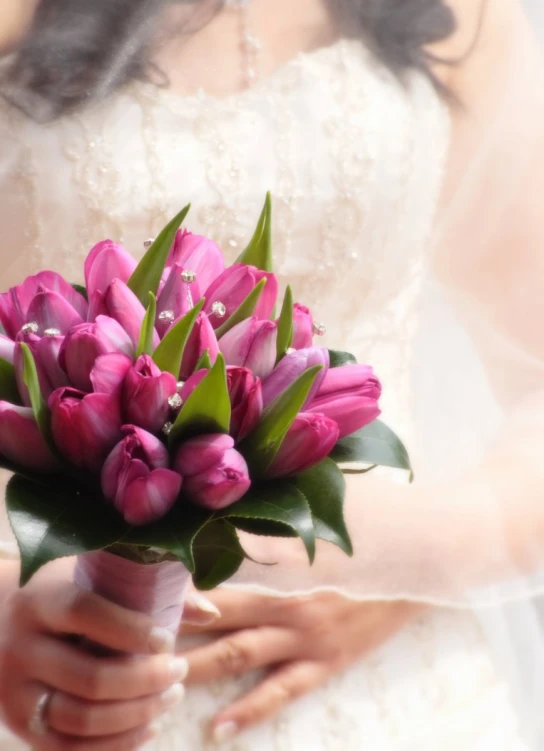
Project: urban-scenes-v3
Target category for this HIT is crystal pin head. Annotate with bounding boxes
[168,393,183,410]
[21,322,39,335]
[158,310,175,323]
[162,422,174,436]
[181,270,197,284]
[313,322,327,337]
[285,348,296,355]
[211,301,227,318]
[176,381,185,392]
[44,328,61,337]
[143,238,155,249]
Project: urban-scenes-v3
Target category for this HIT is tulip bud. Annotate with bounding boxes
[0,402,58,472]
[49,387,123,472]
[102,426,182,525]
[226,366,263,441]
[203,265,278,328]
[174,434,250,510]
[262,347,329,407]
[219,317,277,380]
[291,303,314,350]
[90,353,133,394]
[267,412,339,478]
[101,279,159,350]
[85,240,137,301]
[179,312,219,379]
[156,263,198,337]
[166,230,225,293]
[0,271,87,340]
[307,365,382,438]
[15,333,69,405]
[59,315,134,392]
[122,355,178,434]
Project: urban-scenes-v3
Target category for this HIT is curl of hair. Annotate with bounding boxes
[1,0,457,120]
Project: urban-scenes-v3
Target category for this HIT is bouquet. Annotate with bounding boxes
[0,195,411,635]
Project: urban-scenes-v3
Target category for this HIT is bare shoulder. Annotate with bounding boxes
[0,0,39,54]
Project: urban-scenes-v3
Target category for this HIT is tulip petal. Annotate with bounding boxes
[104,280,160,350]
[179,312,219,379]
[122,469,182,525]
[0,401,57,471]
[267,412,339,478]
[85,240,137,297]
[174,434,235,476]
[123,357,178,434]
[167,230,225,292]
[26,291,84,335]
[0,334,15,364]
[91,353,133,393]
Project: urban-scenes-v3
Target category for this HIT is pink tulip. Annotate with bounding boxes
[307,365,382,438]
[102,426,182,526]
[219,317,277,380]
[49,387,123,472]
[267,412,340,478]
[24,290,84,337]
[15,333,69,405]
[0,402,57,472]
[0,271,88,340]
[122,355,178,434]
[226,367,263,441]
[203,264,278,329]
[174,434,250,510]
[85,240,137,304]
[156,263,200,338]
[90,353,133,394]
[165,230,225,293]
[178,369,208,403]
[179,312,219,379]
[59,315,134,392]
[99,279,159,350]
[291,303,314,350]
[0,334,15,364]
[262,348,329,406]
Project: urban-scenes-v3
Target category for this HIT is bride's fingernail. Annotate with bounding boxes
[184,593,221,624]
[169,656,189,682]
[160,683,185,708]
[149,627,175,654]
[213,721,238,742]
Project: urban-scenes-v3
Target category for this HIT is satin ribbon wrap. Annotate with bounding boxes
[74,550,191,636]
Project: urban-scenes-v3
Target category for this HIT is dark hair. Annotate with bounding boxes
[1,0,457,121]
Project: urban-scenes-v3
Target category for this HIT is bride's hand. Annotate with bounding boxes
[0,576,189,750]
[180,590,424,741]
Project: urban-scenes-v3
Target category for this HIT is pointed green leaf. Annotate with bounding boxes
[235,193,273,272]
[241,365,323,476]
[127,205,190,305]
[169,354,231,445]
[20,343,50,441]
[330,419,412,474]
[215,278,267,339]
[136,292,157,357]
[152,299,204,377]
[0,357,22,404]
[275,285,294,362]
[219,481,316,563]
[291,459,352,556]
[195,349,212,372]
[328,350,358,368]
[191,521,247,590]
[7,474,125,585]
[71,283,89,303]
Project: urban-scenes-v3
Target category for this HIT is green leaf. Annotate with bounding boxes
[328,350,358,368]
[7,474,125,585]
[71,283,89,303]
[275,285,294,363]
[136,292,157,357]
[191,521,247,590]
[20,343,50,441]
[124,501,212,574]
[0,357,22,404]
[152,299,204,377]
[215,278,267,339]
[195,349,212,371]
[291,459,352,556]
[241,365,323,476]
[219,482,316,563]
[330,419,412,474]
[169,354,231,444]
[127,205,190,305]
[235,193,273,272]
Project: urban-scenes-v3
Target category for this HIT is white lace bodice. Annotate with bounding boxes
[0,38,449,439]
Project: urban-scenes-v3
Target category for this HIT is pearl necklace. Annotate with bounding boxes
[223,0,262,89]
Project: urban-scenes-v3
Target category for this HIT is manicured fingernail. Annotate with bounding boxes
[213,721,238,742]
[184,593,221,625]
[169,656,189,682]
[160,683,185,708]
[149,627,175,654]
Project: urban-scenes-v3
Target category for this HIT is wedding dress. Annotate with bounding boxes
[0,33,535,751]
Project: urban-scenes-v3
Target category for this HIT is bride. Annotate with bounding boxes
[1,0,544,749]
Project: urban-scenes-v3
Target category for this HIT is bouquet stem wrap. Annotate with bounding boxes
[74,550,191,636]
